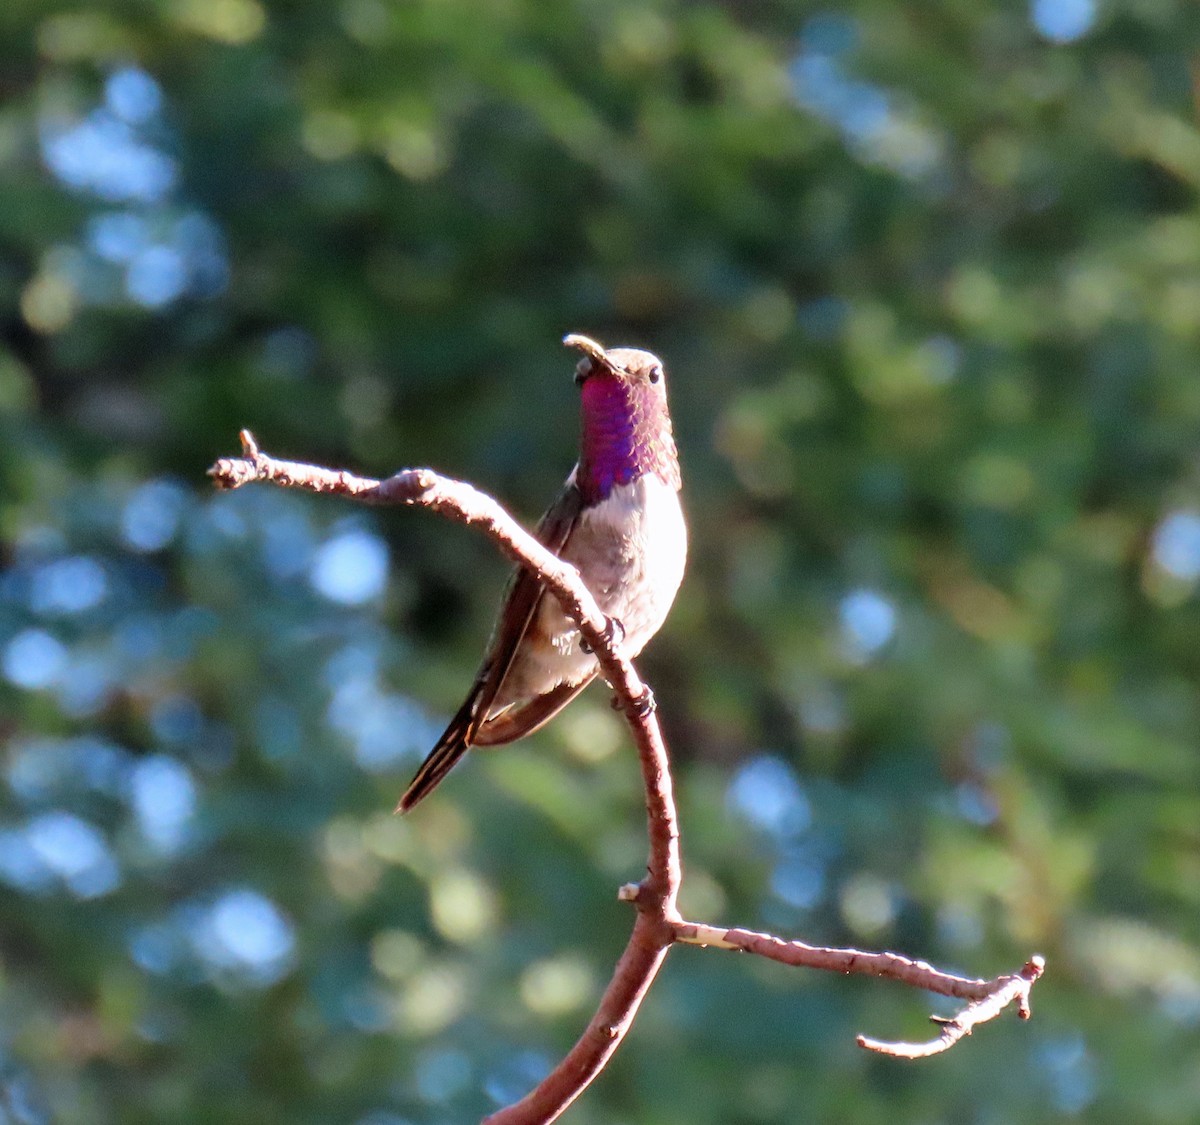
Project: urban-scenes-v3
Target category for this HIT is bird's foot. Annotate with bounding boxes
[581,616,625,655]
[612,684,656,717]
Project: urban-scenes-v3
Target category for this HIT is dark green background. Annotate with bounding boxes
[3,0,1199,1121]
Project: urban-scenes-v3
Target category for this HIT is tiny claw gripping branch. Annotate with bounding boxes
[628,685,656,718]
[580,615,625,655]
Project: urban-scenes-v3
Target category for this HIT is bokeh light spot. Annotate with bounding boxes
[1151,510,1200,582]
[3,629,69,690]
[311,528,389,605]
[194,888,296,986]
[397,965,467,1035]
[370,929,424,981]
[126,244,188,307]
[26,811,121,898]
[838,588,897,663]
[131,755,197,855]
[87,210,150,263]
[175,0,267,43]
[1036,1033,1098,1114]
[1031,0,1096,43]
[20,271,77,332]
[105,67,163,124]
[414,1047,472,1104]
[41,110,177,203]
[838,872,896,937]
[429,868,498,944]
[122,478,186,551]
[770,852,825,910]
[519,955,595,1016]
[29,555,108,616]
[726,755,811,838]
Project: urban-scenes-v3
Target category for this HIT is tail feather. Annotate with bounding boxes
[396,736,469,812]
[396,690,483,812]
[399,484,584,813]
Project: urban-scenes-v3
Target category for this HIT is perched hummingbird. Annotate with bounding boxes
[398,334,686,811]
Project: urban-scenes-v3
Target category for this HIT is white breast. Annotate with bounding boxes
[497,473,687,704]
[569,473,688,651]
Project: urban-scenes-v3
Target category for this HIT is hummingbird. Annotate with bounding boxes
[398,334,686,811]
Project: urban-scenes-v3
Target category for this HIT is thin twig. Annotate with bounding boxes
[207,431,1044,1123]
[856,957,1045,1059]
[675,922,1006,1000]
[674,922,1044,1057]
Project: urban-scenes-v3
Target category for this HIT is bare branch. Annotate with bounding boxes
[674,923,1044,1056]
[856,957,1045,1059]
[207,432,1044,1124]
[483,915,672,1125]
[674,922,1005,999]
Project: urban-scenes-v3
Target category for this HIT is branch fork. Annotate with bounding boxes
[208,430,1045,1123]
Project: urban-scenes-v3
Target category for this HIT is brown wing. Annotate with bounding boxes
[467,480,584,729]
[397,481,584,811]
[472,678,591,746]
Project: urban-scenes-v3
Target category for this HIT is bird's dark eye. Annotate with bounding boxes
[648,365,662,384]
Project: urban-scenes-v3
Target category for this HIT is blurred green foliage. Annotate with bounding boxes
[3,0,1200,1121]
